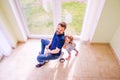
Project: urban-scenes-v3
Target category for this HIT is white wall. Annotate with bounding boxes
[110,26,120,61]
[92,0,120,43]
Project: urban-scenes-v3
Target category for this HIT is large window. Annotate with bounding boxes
[19,0,86,36]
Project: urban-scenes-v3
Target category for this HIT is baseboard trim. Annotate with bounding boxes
[17,41,26,47]
[90,42,109,45]
[109,44,120,65]
[90,42,120,65]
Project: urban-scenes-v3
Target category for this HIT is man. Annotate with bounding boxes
[36,22,67,68]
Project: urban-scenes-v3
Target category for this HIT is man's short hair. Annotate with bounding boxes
[58,22,67,29]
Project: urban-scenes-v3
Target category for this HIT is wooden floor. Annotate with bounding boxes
[0,39,120,80]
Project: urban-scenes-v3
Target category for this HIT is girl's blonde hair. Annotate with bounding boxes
[65,35,73,44]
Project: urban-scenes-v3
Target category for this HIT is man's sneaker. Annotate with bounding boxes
[35,63,45,68]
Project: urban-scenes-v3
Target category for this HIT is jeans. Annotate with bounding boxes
[37,39,59,64]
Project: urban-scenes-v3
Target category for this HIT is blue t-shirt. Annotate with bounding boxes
[49,32,65,56]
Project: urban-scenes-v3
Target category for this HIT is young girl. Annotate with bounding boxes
[63,35,78,60]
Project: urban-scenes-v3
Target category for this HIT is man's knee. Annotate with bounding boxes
[41,39,49,45]
[41,39,45,44]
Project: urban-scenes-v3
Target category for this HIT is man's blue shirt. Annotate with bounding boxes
[49,32,65,56]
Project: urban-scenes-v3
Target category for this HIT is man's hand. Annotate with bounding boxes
[46,49,51,54]
[45,41,51,49]
[45,45,49,49]
[44,49,51,55]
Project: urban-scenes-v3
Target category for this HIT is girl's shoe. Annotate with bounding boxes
[66,56,71,60]
[75,52,78,56]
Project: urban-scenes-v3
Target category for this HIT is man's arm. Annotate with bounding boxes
[47,47,60,54]
[45,41,51,49]
[46,38,64,54]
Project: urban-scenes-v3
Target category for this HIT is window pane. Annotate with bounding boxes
[62,1,86,35]
[20,0,53,35]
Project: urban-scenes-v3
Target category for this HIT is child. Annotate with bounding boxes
[63,35,78,60]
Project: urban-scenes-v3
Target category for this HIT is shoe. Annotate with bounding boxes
[75,52,78,56]
[66,56,71,60]
[35,63,45,68]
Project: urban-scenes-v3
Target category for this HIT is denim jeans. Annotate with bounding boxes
[37,39,59,64]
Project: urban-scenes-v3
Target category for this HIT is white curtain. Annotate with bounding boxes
[0,28,12,56]
[0,47,4,60]
[80,0,105,42]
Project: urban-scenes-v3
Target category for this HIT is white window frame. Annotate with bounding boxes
[11,0,62,39]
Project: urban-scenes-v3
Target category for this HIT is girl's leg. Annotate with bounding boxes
[66,51,71,60]
[74,48,78,56]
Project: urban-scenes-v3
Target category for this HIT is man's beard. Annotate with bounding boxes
[56,31,61,35]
